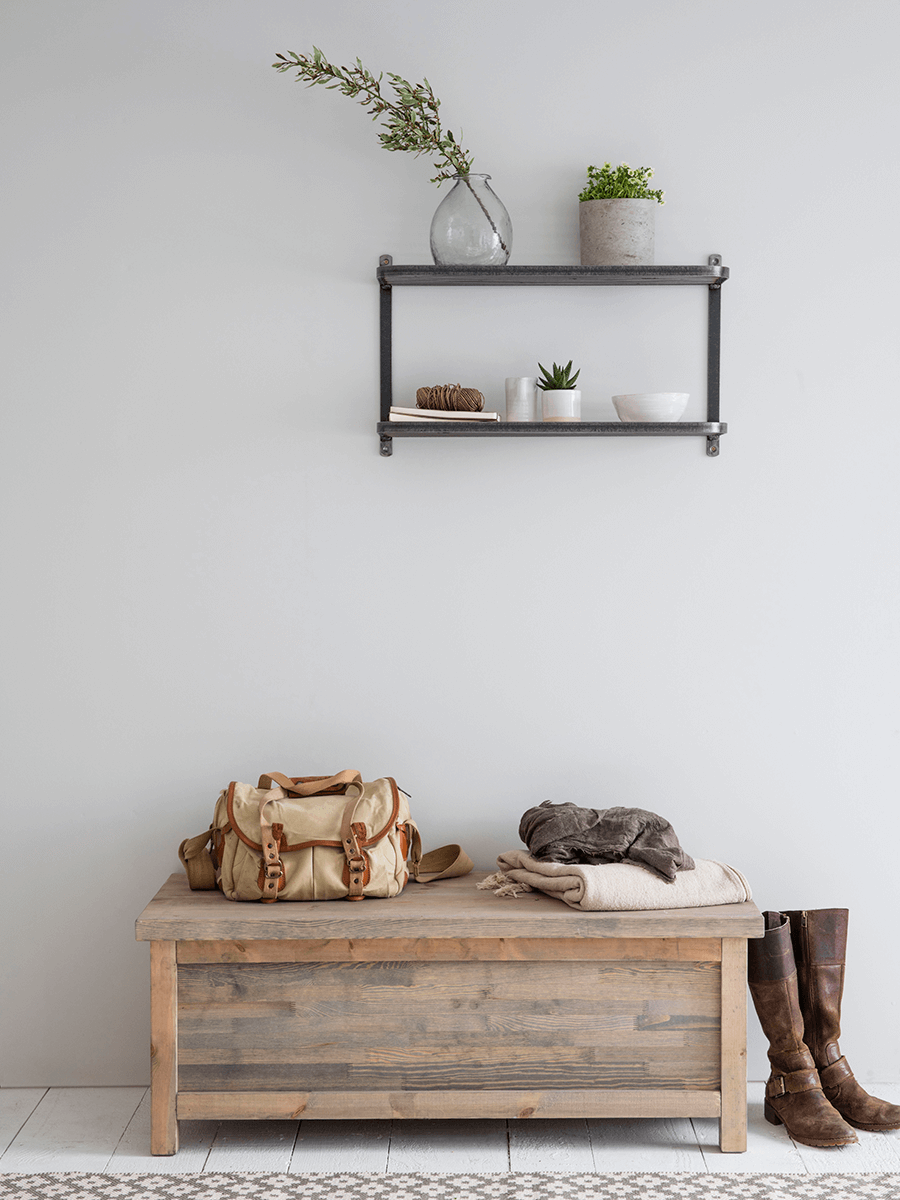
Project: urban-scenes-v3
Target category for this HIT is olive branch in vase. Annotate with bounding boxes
[272,48,508,256]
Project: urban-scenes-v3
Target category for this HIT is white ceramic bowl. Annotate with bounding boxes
[612,392,689,422]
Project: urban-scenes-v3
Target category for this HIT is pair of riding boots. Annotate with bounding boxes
[747,908,900,1147]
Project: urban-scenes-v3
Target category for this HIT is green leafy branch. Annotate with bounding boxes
[579,162,665,204]
[272,47,474,185]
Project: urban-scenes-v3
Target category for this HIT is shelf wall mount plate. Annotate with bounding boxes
[377,253,728,458]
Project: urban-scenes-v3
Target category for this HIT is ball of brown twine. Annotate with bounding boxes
[416,383,485,412]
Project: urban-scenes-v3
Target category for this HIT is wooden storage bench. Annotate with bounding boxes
[135,872,763,1155]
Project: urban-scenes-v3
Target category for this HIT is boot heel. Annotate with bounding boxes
[764,1100,783,1126]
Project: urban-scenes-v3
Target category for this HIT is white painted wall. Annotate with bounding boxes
[2,0,898,1087]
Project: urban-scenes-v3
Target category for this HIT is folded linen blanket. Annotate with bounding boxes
[481,849,752,911]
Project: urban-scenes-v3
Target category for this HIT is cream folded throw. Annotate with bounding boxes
[481,850,752,911]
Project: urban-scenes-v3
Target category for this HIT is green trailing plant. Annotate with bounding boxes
[272,47,474,185]
[537,361,581,391]
[578,162,665,204]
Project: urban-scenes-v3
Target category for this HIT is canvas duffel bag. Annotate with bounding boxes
[179,770,472,902]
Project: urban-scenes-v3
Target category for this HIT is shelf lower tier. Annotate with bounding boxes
[378,421,727,457]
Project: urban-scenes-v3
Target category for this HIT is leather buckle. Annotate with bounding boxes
[768,1075,786,1098]
[264,859,284,880]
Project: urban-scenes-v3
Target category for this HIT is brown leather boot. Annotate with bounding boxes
[784,908,900,1132]
[748,911,856,1146]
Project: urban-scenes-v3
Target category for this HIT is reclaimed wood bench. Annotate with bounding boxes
[135,871,763,1154]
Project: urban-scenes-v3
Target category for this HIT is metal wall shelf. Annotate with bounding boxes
[376,254,729,457]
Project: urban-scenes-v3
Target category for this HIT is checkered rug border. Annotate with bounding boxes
[1,1174,899,1200]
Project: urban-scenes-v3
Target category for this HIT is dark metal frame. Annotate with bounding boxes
[377,254,729,458]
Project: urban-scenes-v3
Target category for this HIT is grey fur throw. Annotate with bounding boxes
[518,801,695,882]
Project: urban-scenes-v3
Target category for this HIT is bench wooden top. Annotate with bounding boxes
[135,872,764,942]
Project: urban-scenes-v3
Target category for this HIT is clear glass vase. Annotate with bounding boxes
[430,174,512,266]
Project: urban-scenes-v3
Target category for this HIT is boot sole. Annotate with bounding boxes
[764,1100,858,1146]
[843,1118,900,1132]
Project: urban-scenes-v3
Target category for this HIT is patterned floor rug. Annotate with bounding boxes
[1,1175,899,1200]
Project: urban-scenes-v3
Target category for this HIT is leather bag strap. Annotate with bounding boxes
[408,826,474,883]
[257,786,286,890]
[178,828,217,890]
[258,770,362,795]
[339,782,369,900]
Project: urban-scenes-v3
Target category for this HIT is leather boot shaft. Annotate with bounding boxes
[784,908,846,1067]
[784,908,900,1132]
[747,911,856,1147]
[747,911,812,1072]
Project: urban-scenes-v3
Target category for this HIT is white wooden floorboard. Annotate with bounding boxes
[792,1129,900,1174]
[107,1088,217,1173]
[857,1082,900,1168]
[288,1119,391,1172]
[4,1086,900,1174]
[877,1082,900,1168]
[693,1082,806,1173]
[0,1088,144,1173]
[202,1119,298,1172]
[0,1091,46,1160]
[387,1119,509,1172]
[507,1118,595,1172]
[588,1117,706,1172]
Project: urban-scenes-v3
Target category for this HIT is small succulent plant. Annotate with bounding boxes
[537,360,581,391]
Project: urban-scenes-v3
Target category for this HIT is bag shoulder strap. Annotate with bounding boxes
[408,827,474,884]
[178,828,217,890]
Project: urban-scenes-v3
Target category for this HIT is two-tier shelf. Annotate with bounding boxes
[376,254,729,458]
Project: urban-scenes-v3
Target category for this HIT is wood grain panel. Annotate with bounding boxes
[177,1033,715,1064]
[149,941,178,1155]
[177,1088,723,1121]
[176,937,722,964]
[177,1032,719,1069]
[176,955,721,1094]
[178,1056,720,1092]
[136,872,765,941]
[177,1008,712,1045]
[719,936,748,1152]
[176,958,721,1006]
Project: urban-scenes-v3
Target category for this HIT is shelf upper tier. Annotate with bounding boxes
[377,263,730,287]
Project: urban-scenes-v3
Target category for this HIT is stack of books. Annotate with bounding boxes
[389,407,500,423]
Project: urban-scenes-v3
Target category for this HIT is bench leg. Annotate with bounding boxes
[150,940,179,1155]
[719,937,748,1151]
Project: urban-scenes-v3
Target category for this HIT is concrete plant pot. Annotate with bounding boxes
[579,198,656,266]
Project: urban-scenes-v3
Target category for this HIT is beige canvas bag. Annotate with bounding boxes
[179,770,472,902]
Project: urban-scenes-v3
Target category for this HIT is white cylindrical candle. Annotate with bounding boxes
[505,377,537,422]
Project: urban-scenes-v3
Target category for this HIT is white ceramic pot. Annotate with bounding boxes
[612,392,689,422]
[541,389,581,422]
[579,198,656,266]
